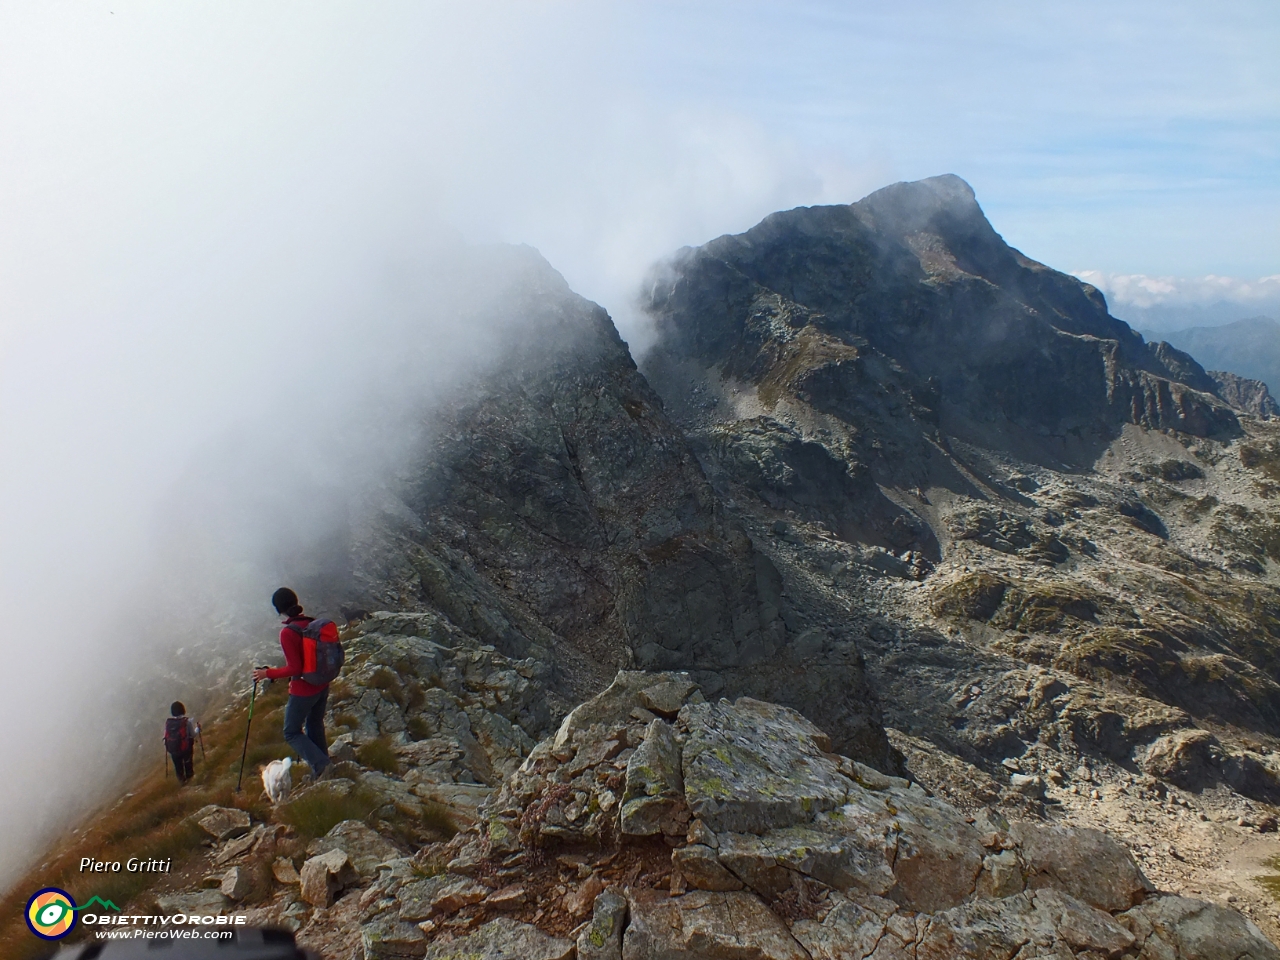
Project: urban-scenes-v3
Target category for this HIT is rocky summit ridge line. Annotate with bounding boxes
[11,175,1280,956]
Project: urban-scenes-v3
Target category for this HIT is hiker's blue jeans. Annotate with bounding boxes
[283,688,329,776]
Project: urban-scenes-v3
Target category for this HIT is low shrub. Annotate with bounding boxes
[277,783,386,839]
[368,667,405,705]
[356,737,402,775]
[406,715,432,740]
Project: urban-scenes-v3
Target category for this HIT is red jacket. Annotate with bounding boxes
[265,615,328,697]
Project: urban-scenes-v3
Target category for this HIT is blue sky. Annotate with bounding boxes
[614,1,1279,275]
[2,1,1276,346]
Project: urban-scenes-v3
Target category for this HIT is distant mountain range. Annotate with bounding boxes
[1146,315,1280,396]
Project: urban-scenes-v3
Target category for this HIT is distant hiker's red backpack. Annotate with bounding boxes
[164,717,192,755]
[295,618,344,686]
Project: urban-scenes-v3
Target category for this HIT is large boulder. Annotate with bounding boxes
[1010,821,1149,912]
[298,848,358,908]
[1119,895,1280,960]
[623,889,809,960]
[307,819,402,877]
[421,918,574,960]
[193,805,251,842]
[680,697,849,834]
[577,889,628,960]
[1142,729,1222,789]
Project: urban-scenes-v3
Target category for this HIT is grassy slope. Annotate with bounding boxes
[0,681,292,959]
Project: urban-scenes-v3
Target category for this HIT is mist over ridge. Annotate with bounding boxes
[1,1,1276,912]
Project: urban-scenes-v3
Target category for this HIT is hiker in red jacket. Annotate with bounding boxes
[163,701,200,784]
[253,588,331,780]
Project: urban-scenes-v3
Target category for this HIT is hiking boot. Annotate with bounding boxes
[310,764,333,783]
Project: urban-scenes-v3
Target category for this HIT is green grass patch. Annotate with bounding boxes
[0,679,298,958]
[1256,857,1280,900]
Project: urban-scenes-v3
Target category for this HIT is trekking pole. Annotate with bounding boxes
[236,675,261,793]
[164,742,168,780]
[198,726,206,762]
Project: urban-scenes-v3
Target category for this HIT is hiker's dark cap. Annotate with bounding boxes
[272,587,302,617]
[171,701,185,717]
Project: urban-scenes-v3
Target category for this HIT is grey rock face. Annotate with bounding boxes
[622,889,810,960]
[1121,895,1280,960]
[636,174,1280,785]
[1010,821,1149,912]
[306,820,401,877]
[334,247,887,764]
[370,675,1273,960]
[1210,370,1279,419]
[421,918,574,960]
[646,175,1241,450]
[194,805,251,841]
[299,848,357,908]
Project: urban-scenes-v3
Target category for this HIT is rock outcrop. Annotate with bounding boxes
[337,673,1277,959]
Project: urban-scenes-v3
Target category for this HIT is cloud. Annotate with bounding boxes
[1075,271,1280,310]
[1072,271,1280,329]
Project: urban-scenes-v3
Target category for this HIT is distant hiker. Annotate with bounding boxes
[253,588,344,781]
[163,701,200,785]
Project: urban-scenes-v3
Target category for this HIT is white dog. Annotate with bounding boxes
[261,757,293,804]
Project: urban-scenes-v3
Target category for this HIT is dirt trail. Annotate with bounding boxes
[1051,778,1280,943]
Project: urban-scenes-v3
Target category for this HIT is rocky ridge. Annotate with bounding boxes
[172,669,1278,959]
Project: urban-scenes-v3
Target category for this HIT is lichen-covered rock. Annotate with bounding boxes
[362,914,429,959]
[790,895,897,960]
[554,671,696,749]
[396,877,449,922]
[578,889,628,960]
[372,672,1270,960]
[622,889,810,960]
[422,918,574,960]
[680,697,848,833]
[619,719,686,836]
